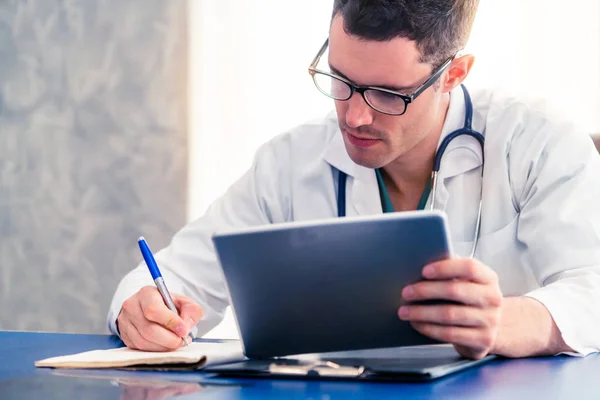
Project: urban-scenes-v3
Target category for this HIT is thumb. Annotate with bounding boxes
[173,294,204,330]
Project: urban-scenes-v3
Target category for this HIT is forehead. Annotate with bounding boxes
[328,15,430,87]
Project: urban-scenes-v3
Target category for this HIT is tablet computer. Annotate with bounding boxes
[212,210,453,359]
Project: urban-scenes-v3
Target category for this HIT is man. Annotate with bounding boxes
[108,0,600,359]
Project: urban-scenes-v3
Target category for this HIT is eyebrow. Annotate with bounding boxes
[328,64,415,93]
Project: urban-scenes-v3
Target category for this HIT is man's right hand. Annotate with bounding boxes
[117,286,204,351]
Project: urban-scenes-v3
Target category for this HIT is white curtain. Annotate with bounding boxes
[466,0,600,133]
[188,0,333,222]
[188,0,600,339]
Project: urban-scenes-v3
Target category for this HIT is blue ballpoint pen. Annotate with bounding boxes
[138,236,190,346]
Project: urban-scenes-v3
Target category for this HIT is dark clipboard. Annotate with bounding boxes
[205,345,497,382]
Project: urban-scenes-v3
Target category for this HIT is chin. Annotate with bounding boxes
[343,138,390,169]
[345,148,388,169]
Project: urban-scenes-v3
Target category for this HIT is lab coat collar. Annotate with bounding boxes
[323,86,484,214]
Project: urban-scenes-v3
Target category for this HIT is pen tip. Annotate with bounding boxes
[138,236,145,242]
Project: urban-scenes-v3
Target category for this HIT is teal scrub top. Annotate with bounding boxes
[375,169,431,212]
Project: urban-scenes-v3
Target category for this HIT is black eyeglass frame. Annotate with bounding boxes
[308,39,455,116]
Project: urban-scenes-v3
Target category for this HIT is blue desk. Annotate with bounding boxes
[0,331,598,399]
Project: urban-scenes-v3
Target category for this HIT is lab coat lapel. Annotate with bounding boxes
[324,132,382,217]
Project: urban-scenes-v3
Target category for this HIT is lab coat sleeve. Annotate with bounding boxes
[106,137,292,338]
[510,117,600,356]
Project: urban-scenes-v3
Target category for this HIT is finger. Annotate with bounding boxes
[410,322,494,357]
[127,297,185,350]
[423,258,498,284]
[402,280,502,307]
[398,304,487,327]
[173,294,204,333]
[117,310,138,349]
[119,326,134,349]
[118,317,174,352]
[138,287,187,337]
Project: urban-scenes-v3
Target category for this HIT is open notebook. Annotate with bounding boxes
[34,341,245,371]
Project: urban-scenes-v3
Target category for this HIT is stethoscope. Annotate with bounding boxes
[336,85,485,258]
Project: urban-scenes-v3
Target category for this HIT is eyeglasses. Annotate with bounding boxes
[308,39,454,116]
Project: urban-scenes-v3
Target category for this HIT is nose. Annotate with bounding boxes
[344,92,374,128]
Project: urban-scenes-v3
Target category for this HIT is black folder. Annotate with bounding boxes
[205,345,496,382]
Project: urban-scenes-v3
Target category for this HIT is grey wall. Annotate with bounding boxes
[0,0,188,333]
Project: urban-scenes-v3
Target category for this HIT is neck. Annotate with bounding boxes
[381,93,450,208]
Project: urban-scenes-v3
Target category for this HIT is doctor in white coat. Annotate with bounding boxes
[108,0,600,360]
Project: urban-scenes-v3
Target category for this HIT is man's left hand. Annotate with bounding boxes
[398,258,503,360]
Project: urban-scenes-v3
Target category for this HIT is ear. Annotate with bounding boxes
[441,54,475,92]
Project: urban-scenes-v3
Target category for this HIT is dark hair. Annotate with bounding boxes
[332,0,479,67]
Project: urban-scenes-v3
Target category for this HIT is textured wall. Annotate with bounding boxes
[0,0,188,333]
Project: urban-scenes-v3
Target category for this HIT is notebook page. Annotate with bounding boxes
[35,341,244,369]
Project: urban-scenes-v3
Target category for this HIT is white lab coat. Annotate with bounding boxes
[108,87,600,356]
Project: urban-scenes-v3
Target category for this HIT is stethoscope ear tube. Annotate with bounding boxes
[430,85,485,258]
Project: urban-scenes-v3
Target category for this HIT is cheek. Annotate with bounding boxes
[334,100,348,119]
[376,115,406,139]
[374,98,437,149]
[397,95,438,133]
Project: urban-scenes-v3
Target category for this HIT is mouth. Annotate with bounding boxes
[344,129,381,148]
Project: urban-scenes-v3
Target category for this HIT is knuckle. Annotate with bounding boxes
[483,287,502,307]
[490,291,503,307]
[122,297,135,313]
[144,305,161,321]
[487,295,501,308]
[139,286,156,297]
[466,260,478,277]
[447,282,462,299]
[480,333,495,349]
[183,302,204,320]
[142,285,156,292]
[442,307,457,322]
[411,284,424,297]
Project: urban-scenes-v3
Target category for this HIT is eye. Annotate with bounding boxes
[368,90,405,104]
[378,91,402,100]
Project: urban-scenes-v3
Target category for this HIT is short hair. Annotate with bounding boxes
[332,0,479,67]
